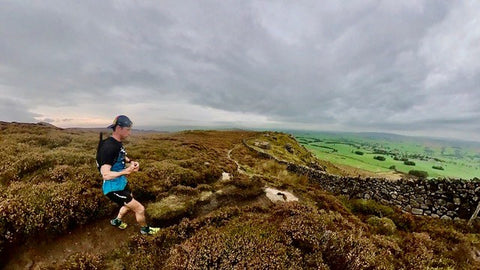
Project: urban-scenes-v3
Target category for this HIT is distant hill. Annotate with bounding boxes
[355,131,480,149]
[285,129,480,149]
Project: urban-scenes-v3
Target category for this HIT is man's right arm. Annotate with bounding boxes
[100,164,135,180]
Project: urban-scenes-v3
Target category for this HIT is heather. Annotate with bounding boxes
[1,122,480,269]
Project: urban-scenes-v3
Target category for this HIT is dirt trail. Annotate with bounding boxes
[227,145,246,175]
[4,214,139,269]
[227,144,264,178]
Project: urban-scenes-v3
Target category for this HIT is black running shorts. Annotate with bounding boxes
[106,187,133,206]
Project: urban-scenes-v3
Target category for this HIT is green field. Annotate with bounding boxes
[293,131,480,180]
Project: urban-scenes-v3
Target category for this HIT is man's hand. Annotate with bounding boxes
[131,161,140,172]
[125,164,136,174]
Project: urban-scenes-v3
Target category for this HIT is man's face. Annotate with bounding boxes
[118,126,132,140]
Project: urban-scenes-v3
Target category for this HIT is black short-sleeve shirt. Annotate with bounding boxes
[98,137,123,167]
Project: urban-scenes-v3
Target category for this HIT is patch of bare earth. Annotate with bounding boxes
[4,215,139,269]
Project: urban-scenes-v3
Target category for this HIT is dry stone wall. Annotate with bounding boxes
[243,139,480,220]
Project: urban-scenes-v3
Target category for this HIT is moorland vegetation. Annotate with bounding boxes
[1,122,480,269]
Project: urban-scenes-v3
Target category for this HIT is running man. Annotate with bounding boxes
[96,115,159,235]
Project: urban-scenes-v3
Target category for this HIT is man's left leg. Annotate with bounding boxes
[125,198,146,226]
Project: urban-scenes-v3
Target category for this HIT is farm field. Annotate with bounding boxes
[293,131,480,180]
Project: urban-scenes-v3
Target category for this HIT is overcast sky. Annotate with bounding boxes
[1,1,479,141]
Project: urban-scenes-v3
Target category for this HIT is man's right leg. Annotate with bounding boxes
[125,199,160,235]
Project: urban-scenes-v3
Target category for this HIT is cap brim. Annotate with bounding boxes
[107,124,115,128]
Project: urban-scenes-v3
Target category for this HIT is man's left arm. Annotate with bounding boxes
[125,156,140,171]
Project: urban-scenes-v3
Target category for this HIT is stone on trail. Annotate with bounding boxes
[264,187,298,203]
[221,172,231,181]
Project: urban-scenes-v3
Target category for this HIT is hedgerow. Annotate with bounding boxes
[409,170,429,178]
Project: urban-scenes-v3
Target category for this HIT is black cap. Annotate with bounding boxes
[107,115,133,129]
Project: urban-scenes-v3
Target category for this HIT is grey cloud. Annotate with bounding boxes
[0,98,39,122]
[0,1,479,141]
